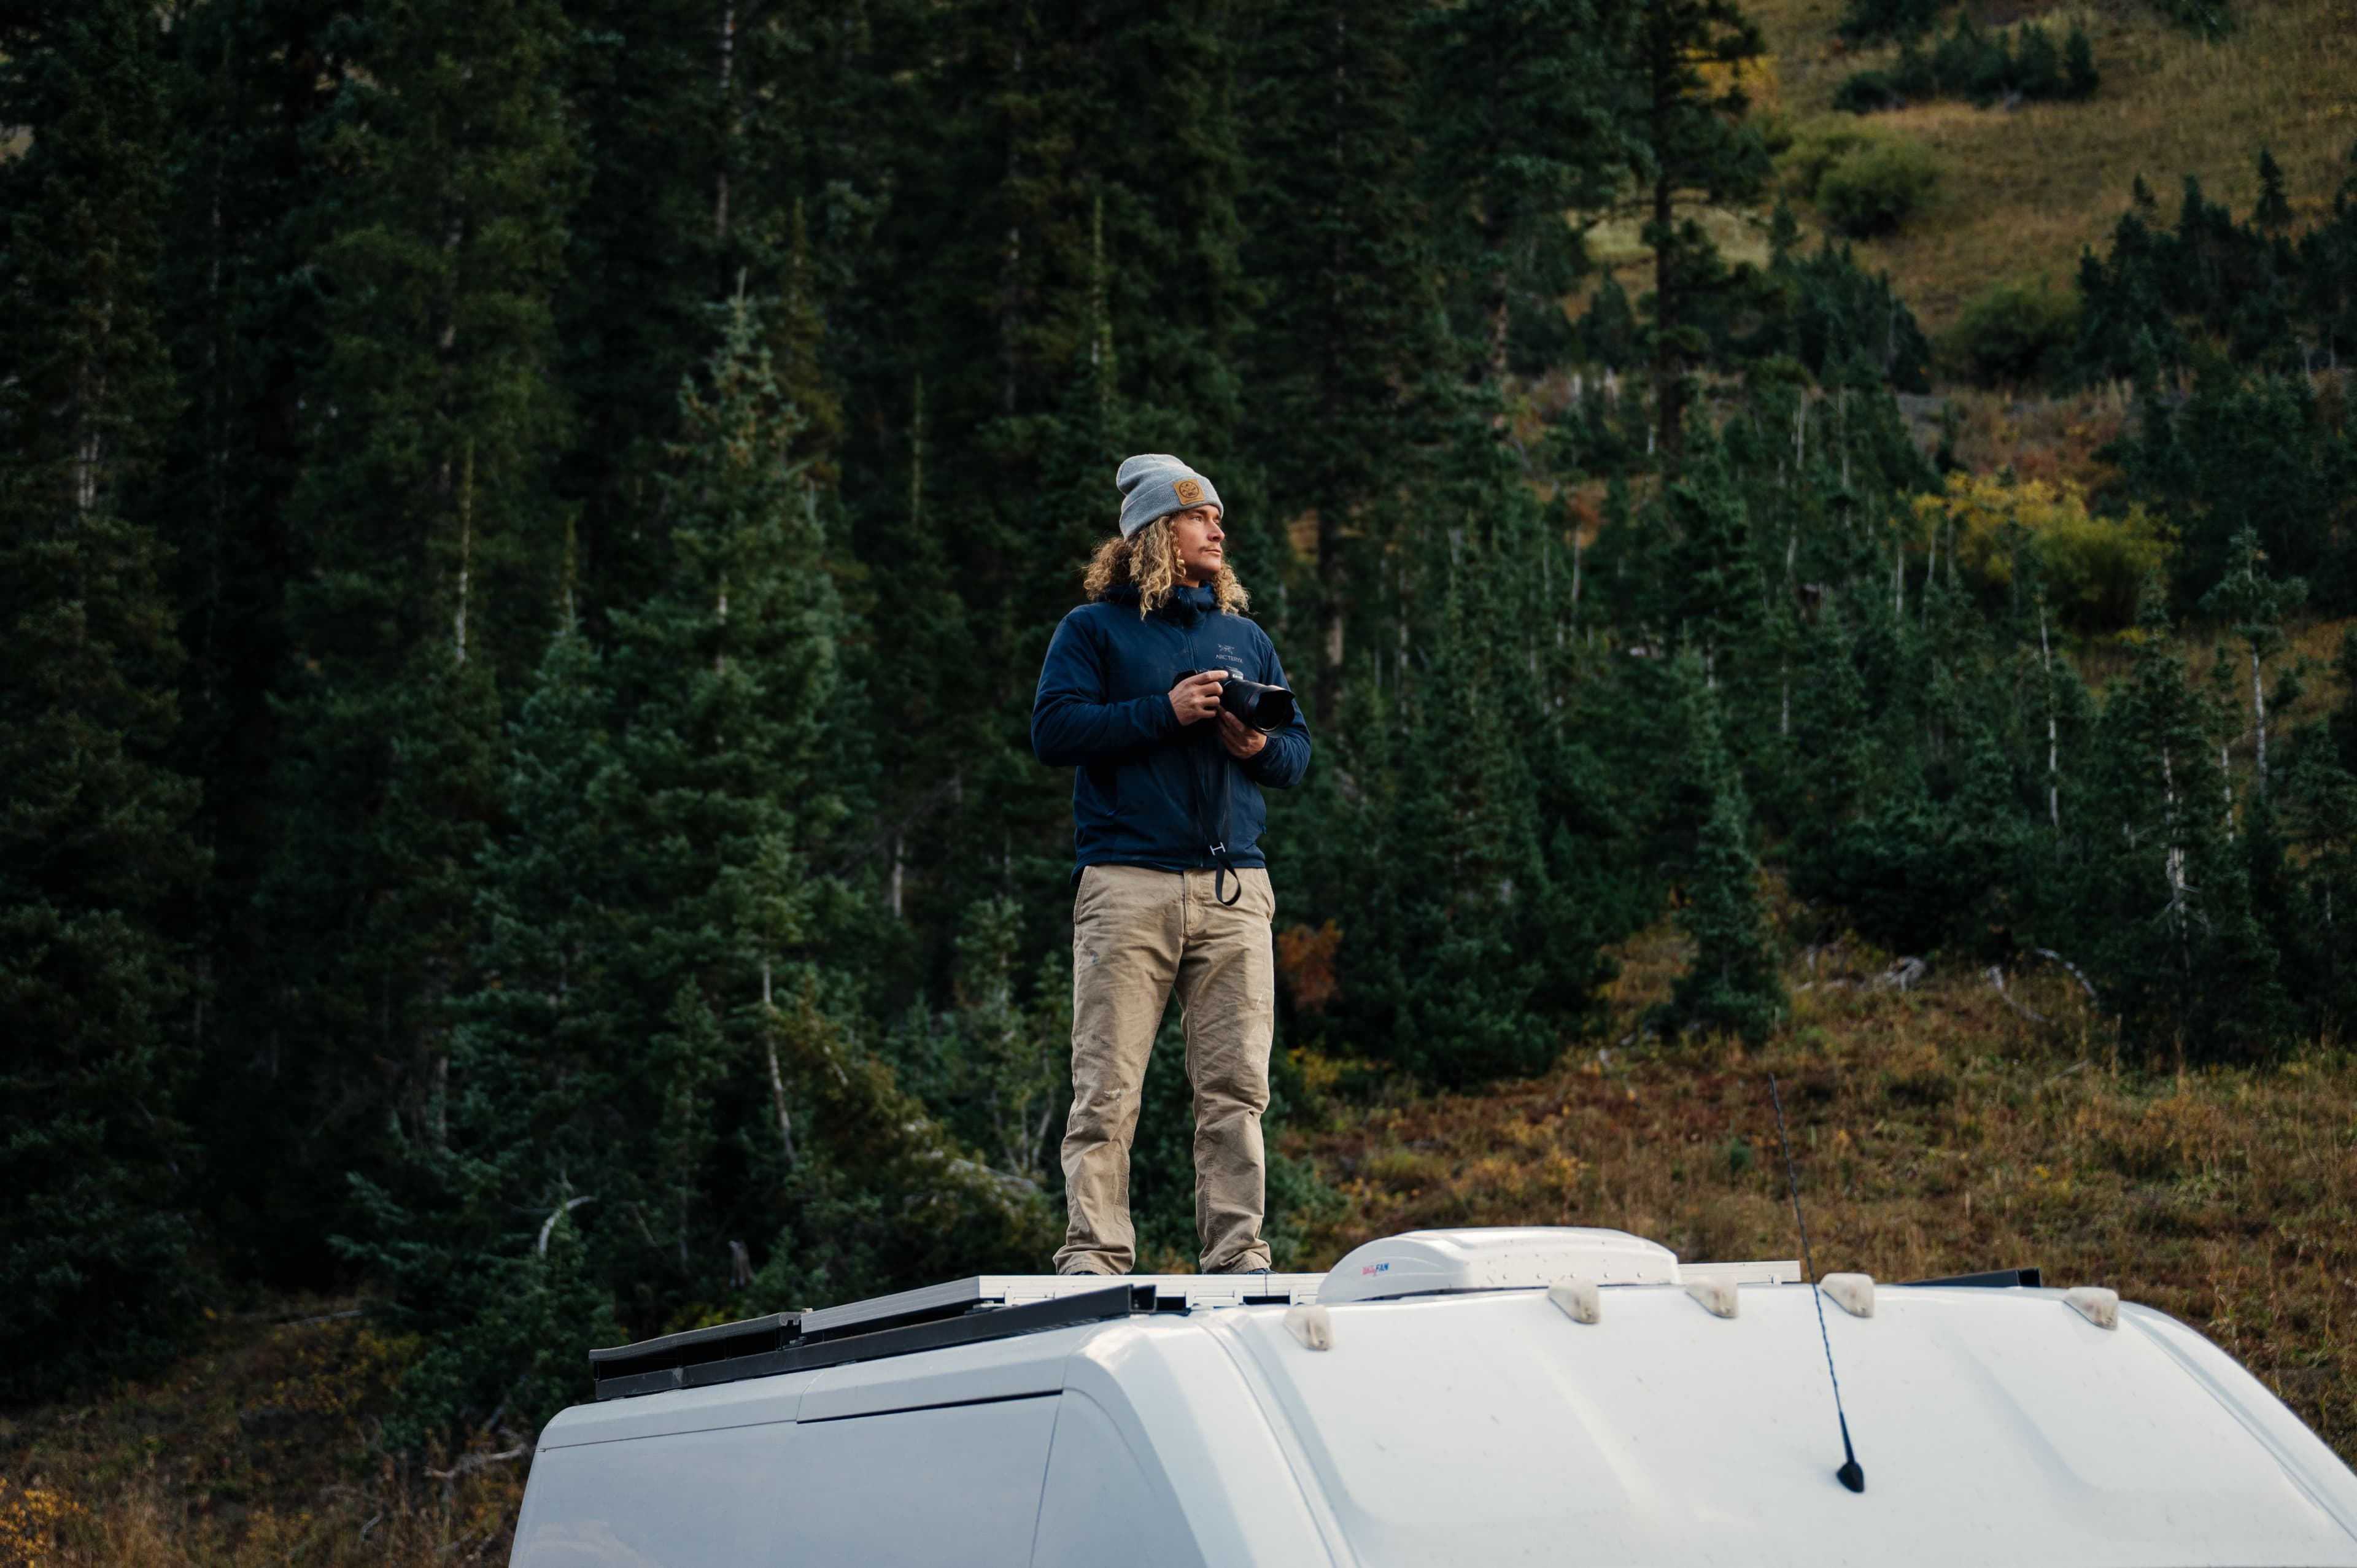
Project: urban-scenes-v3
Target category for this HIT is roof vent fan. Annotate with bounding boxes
[1320,1227,1680,1305]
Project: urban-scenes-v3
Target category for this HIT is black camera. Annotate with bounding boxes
[1178,669,1296,734]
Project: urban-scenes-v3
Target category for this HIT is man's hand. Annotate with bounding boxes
[1216,710,1267,760]
[1169,669,1228,725]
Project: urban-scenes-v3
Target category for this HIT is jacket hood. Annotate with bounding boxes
[1096,581,1221,626]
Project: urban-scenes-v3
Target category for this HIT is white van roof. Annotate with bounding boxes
[531,1228,2357,1567]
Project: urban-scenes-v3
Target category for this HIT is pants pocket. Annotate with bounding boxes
[1247,868,1277,924]
[1073,863,1107,925]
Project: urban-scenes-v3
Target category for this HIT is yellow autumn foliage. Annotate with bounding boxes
[0,1478,81,1567]
[1911,471,2170,629]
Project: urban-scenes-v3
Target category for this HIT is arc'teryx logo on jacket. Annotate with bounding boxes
[1031,582,1312,879]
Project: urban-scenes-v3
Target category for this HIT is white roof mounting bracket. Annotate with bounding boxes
[1285,1303,1334,1351]
[1822,1273,1875,1318]
[1549,1278,1602,1324]
[2065,1285,2120,1329]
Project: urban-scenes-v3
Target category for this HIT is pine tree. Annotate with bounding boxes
[355,300,1055,1436]
[1662,652,1780,1040]
[606,293,1050,1306]
[2283,746,2357,1033]
[2062,23,2100,101]
[338,612,626,1438]
[856,368,991,940]
[1028,201,1129,646]
[600,289,846,1108]
[0,0,206,1394]
[1658,427,1767,673]
[890,897,1070,1184]
[41,0,2357,1400]
[150,0,350,1278]
[2200,525,2306,795]
[1625,0,1771,457]
[893,0,1245,455]
[2013,24,2062,102]
[1092,0,1250,450]
[262,0,578,1200]
[2083,584,2289,1059]
[1576,271,1644,370]
[2254,147,2293,231]
[1240,0,1444,721]
[1336,517,1607,1086]
[1787,597,1873,887]
[2301,145,2357,369]
[2160,371,2336,598]
[1413,0,1629,383]
[554,0,728,595]
[1767,236,1933,391]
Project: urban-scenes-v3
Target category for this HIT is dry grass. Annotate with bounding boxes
[1747,0,2357,325]
[1283,922,2357,1465]
[1919,383,2137,487]
[1586,204,1782,272]
[1573,0,2356,340]
[0,1310,524,1568]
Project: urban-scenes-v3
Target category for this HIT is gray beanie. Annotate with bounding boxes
[1116,454,1223,538]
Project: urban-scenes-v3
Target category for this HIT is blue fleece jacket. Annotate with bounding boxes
[1031,582,1312,878]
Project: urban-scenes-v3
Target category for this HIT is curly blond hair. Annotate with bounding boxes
[1082,512,1250,617]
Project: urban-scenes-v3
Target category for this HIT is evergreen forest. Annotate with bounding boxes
[6,0,2357,1460]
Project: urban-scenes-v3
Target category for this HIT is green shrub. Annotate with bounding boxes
[1942,278,2081,385]
[1778,117,1886,200]
[1816,138,1940,235]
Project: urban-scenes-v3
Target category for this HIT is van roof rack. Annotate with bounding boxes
[588,1273,1323,1402]
[800,1272,1324,1338]
[586,1249,2042,1402]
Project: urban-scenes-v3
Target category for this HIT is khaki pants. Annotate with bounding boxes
[1056,864,1277,1275]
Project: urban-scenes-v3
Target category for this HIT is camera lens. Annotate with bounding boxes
[1220,678,1295,733]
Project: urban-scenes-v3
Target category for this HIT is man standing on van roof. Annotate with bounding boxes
[1031,454,1312,1275]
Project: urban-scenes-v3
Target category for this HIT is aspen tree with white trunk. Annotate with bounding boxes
[2200,526,2305,799]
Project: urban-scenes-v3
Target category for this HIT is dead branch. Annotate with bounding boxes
[2030,948,2099,1006]
[427,1445,530,1481]
[537,1194,597,1255]
[1984,965,2048,1025]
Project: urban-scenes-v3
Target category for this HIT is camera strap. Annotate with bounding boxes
[1183,619,1245,908]
[1207,753,1242,908]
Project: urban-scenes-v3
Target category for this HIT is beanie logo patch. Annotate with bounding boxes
[1174,478,1204,505]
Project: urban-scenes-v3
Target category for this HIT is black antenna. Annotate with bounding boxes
[1770,1073,1865,1494]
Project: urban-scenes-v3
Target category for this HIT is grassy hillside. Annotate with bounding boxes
[1284,918,2357,1466]
[1584,0,2357,329]
[1762,0,2357,325]
[0,1308,522,1567]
